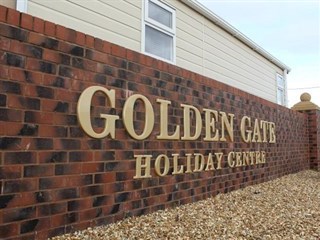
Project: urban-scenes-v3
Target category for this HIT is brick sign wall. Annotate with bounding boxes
[0,6,318,239]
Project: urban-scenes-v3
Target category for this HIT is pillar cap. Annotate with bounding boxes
[292,92,320,111]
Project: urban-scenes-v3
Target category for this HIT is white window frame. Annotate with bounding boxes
[16,0,28,12]
[142,0,176,63]
[276,73,287,106]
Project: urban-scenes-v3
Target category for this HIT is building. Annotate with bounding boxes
[1,0,290,106]
[1,2,320,239]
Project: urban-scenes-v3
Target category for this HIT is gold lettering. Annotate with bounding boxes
[185,153,193,173]
[220,112,234,141]
[203,109,219,141]
[157,99,180,140]
[215,152,223,169]
[240,116,252,143]
[269,122,276,143]
[155,154,170,176]
[249,151,255,165]
[227,152,235,168]
[205,153,215,171]
[181,104,202,140]
[252,119,262,142]
[133,155,152,179]
[261,151,266,163]
[255,151,261,164]
[123,94,154,140]
[235,152,242,167]
[172,153,184,175]
[77,86,119,139]
[242,152,250,166]
[194,153,205,172]
[260,120,269,143]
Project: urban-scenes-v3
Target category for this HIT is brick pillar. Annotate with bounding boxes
[292,93,320,170]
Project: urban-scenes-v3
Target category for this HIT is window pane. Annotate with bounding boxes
[145,25,173,61]
[148,1,172,28]
[277,74,284,88]
[277,88,284,105]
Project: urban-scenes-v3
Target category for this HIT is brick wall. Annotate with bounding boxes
[0,5,315,239]
[306,110,320,170]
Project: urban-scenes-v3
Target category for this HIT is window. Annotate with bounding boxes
[143,0,176,62]
[16,0,28,12]
[277,74,286,105]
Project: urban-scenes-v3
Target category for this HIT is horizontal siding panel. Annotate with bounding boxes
[176,25,203,47]
[98,0,141,19]
[177,56,203,76]
[203,21,282,74]
[203,41,275,89]
[204,34,273,81]
[176,47,203,69]
[176,36,202,59]
[68,0,141,30]
[204,60,275,101]
[204,51,273,92]
[28,0,140,51]
[204,25,276,77]
[174,2,204,31]
[123,0,141,8]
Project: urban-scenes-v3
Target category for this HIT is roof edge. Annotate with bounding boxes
[180,0,291,73]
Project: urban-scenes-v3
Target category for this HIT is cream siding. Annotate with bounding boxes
[166,0,282,102]
[0,0,16,9]
[27,0,142,51]
[24,0,285,103]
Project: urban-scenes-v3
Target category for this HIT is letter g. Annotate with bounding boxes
[77,86,119,139]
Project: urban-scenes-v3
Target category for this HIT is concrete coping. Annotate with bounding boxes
[291,92,320,111]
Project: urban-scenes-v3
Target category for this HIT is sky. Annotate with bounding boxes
[199,0,320,107]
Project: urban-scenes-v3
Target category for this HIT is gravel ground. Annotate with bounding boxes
[51,170,320,240]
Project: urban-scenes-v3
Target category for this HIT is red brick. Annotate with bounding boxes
[9,39,26,55]
[94,38,104,51]
[44,21,56,36]
[81,162,104,174]
[38,125,67,138]
[0,36,10,51]
[85,35,94,48]
[3,178,38,194]
[38,151,68,164]
[24,110,54,124]
[0,5,7,23]
[0,108,23,123]
[0,223,19,239]
[42,49,60,63]
[7,8,20,26]
[0,165,22,179]
[86,49,106,63]
[10,68,43,84]
[33,17,45,33]
[21,13,33,30]
[102,41,111,54]
[5,192,37,208]
[111,43,126,58]
[127,49,141,62]
[75,31,86,45]
[42,74,70,89]
[56,25,74,42]
[0,65,9,79]
[50,214,68,228]
[55,163,81,175]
